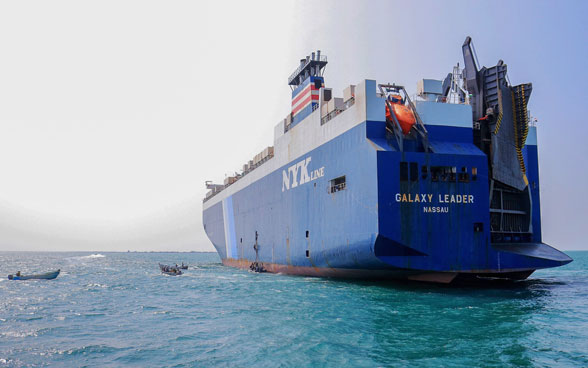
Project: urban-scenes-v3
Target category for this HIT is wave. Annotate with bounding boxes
[80,254,105,259]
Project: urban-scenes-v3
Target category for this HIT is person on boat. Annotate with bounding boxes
[16,271,21,277]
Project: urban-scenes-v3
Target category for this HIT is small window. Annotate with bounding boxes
[421,166,428,180]
[305,250,310,258]
[431,167,439,182]
[400,162,408,181]
[305,230,309,238]
[458,167,469,182]
[472,167,478,181]
[240,238,242,243]
[449,167,457,182]
[329,176,346,193]
[410,162,418,182]
[430,166,457,182]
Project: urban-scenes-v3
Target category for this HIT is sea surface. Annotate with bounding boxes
[0,251,587,367]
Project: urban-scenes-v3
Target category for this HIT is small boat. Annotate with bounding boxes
[162,269,182,276]
[8,269,60,280]
[249,262,267,273]
[159,263,182,276]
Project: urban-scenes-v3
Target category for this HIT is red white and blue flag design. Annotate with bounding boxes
[292,78,323,117]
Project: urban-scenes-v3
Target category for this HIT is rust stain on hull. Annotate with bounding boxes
[222,258,537,283]
[224,258,402,278]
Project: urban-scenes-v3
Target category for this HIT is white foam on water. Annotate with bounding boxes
[66,253,106,262]
[81,254,105,259]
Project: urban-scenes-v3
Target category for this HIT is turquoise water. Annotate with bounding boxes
[1,251,587,367]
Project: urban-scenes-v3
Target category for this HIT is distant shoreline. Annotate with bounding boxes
[0,250,218,253]
[0,249,586,253]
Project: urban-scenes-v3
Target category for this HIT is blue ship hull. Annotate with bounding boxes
[202,43,571,283]
[203,117,570,282]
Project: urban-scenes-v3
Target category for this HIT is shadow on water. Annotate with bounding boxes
[311,275,572,367]
[330,274,567,294]
[172,262,223,272]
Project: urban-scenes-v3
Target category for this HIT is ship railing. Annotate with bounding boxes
[329,182,346,193]
[203,184,227,203]
[437,96,470,105]
[203,151,276,203]
[410,92,471,105]
[234,152,275,179]
[411,94,470,105]
[203,187,223,202]
[490,228,532,234]
[528,113,537,127]
[287,55,328,85]
[320,97,355,125]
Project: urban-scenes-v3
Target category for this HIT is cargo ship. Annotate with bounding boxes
[202,37,572,283]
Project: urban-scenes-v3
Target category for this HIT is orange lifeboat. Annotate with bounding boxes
[385,95,416,135]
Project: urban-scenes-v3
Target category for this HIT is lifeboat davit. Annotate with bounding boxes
[385,95,416,134]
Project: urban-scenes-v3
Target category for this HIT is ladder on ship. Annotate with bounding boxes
[511,84,531,174]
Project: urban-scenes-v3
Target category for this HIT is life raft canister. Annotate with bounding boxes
[385,95,416,135]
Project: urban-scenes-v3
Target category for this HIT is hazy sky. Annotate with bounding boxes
[0,1,586,251]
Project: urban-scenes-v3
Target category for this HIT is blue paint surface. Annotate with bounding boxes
[426,125,474,144]
[203,119,570,275]
[222,196,238,259]
[524,144,542,243]
[291,102,318,127]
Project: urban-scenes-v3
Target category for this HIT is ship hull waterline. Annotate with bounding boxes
[222,258,541,284]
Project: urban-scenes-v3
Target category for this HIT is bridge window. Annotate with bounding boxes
[431,167,439,181]
[400,162,408,181]
[421,166,428,180]
[472,167,478,181]
[458,167,469,182]
[329,176,346,193]
[431,166,456,182]
[410,162,418,182]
